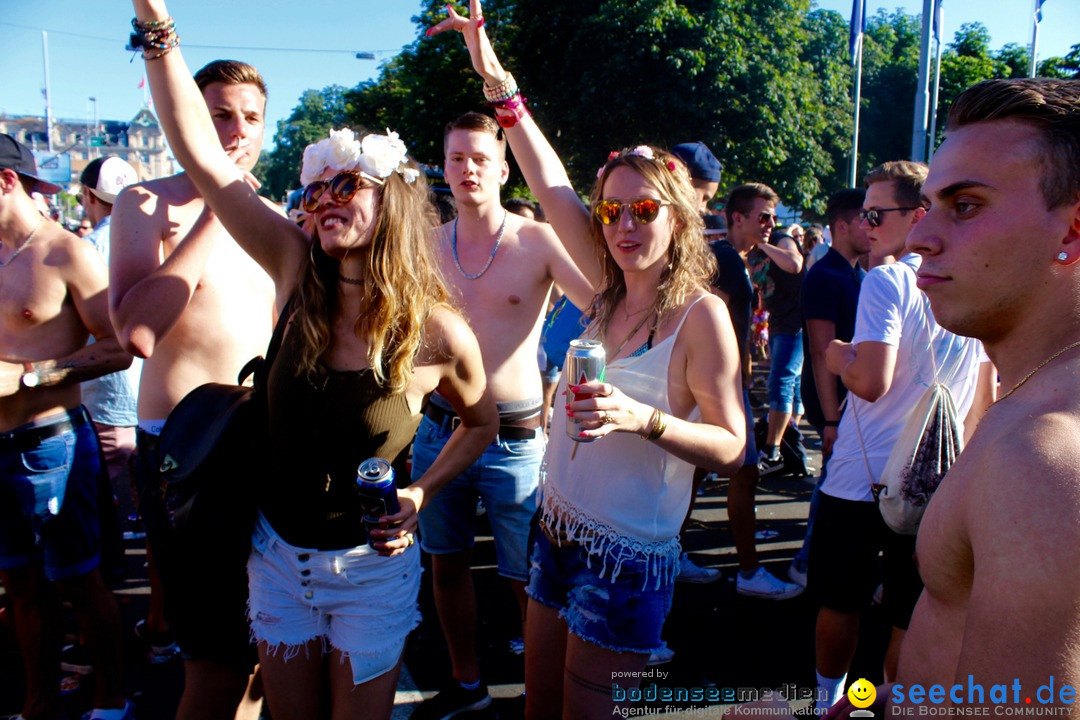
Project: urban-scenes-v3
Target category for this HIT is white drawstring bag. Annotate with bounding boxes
[851,284,964,535]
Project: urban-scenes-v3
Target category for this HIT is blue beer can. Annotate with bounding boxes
[356,458,401,535]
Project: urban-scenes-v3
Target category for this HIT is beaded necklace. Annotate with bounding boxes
[452,211,507,280]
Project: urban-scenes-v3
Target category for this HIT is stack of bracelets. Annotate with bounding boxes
[640,407,669,442]
[483,73,530,129]
[130,17,179,60]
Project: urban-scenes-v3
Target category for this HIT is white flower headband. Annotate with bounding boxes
[300,128,420,186]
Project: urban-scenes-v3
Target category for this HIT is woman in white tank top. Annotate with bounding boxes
[432,6,747,717]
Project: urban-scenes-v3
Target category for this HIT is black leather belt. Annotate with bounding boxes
[0,407,91,453]
[424,403,542,440]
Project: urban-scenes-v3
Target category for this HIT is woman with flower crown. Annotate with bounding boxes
[428,2,746,718]
[130,0,499,716]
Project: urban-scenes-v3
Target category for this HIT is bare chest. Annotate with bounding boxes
[0,254,76,348]
[440,239,550,321]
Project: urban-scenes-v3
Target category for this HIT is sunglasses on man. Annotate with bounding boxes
[301,170,383,213]
[858,207,920,228]
[593,198,671,226]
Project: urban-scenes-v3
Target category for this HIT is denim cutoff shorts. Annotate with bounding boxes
[0,409,103,581]
[247,513,422,685]
[767,331,804,414]
[413,414,542,581]
[525,530,673,655]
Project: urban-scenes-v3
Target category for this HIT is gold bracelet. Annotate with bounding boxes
[647,409,668,442]
[639,407,659,440]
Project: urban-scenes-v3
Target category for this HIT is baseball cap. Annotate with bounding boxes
[0,133,62,195]
[670,142,723,183]
[80,156,138,204]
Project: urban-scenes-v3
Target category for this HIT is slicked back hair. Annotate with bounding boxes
[946,78,1080,209]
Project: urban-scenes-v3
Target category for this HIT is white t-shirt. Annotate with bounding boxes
[822,254,986,502]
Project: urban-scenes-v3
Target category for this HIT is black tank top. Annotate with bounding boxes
[260,319,422,550]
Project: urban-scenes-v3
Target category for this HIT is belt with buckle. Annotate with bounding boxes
[424,403,542,440]
[0,407,91,453]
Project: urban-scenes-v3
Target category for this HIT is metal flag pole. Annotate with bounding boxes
[910,0,935,163]
[1029,0,1043,77]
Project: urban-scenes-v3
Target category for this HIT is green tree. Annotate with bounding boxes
[341,0,852,213]
[256,85,351,201]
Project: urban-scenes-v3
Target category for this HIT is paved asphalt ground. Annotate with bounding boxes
[1,395,896,719]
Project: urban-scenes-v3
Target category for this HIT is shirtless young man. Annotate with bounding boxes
[410,112,599,718]
[0,134,134,720]
[887,77,1080,709]
[109,61,277,720]
[734,78,1080,720]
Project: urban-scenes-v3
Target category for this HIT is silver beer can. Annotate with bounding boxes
[564,339,607,443]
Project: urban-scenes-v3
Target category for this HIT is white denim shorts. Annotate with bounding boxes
[247,513,422,685]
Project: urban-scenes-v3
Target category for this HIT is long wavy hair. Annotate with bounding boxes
[586,147,715,338]
[293,156,449,393]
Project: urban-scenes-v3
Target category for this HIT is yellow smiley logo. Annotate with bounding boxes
[848,678,877,709]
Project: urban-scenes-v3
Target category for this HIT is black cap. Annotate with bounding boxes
[671,142,723,183]
[0,134,61,195]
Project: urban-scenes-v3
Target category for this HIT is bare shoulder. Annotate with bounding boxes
[962,391,1080,545]
[420,304,479,362]
[678,290,731,335]
[122,174,196,206]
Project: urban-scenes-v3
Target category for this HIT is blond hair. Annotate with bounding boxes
[294,157,449,392]
[587,147,715,337]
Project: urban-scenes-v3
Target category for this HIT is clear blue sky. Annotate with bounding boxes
[2,1,1077,152]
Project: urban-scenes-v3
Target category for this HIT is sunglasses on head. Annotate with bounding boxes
[858,207,920,228]
[593,198,671,226]
[301,170,383,213]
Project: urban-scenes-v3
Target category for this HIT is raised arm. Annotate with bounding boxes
[131,0,306,289]
[429,0,603,290]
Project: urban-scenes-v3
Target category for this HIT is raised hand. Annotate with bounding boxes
[425,0,506,85]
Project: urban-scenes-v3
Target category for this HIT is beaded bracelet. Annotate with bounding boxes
[483,73,518,103]
[491,93,530,128]
[130,17,179,60]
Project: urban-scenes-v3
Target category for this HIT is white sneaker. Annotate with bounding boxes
[675,553,721,584]
[646,641,675,666]
[736,566,804,600]
[788,562,808,588]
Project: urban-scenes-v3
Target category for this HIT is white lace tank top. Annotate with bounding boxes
[541,297,706,587]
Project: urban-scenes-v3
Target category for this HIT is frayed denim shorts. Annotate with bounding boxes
[525,530,673,655]
[247,513,422,685]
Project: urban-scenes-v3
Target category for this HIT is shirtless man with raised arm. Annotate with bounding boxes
[109,60,277,720]
[0,134,133,720]
[410,110,600,718]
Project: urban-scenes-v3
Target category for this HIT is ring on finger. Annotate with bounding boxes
[601,412,615,425]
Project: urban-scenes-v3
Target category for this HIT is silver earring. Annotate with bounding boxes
[1058,252,1069,262]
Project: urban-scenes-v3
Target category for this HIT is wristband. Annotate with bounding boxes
[823,420,840,427]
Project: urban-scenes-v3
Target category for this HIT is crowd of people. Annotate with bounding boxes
[2,1,1079,719]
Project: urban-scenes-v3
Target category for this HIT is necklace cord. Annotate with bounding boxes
[994,339,1080,405]
[452,210,508,280]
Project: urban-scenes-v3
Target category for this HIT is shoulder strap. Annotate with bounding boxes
[239,294,297,392]
[673,295,709,338]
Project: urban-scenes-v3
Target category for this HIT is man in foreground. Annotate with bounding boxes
[0,134,134,720]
